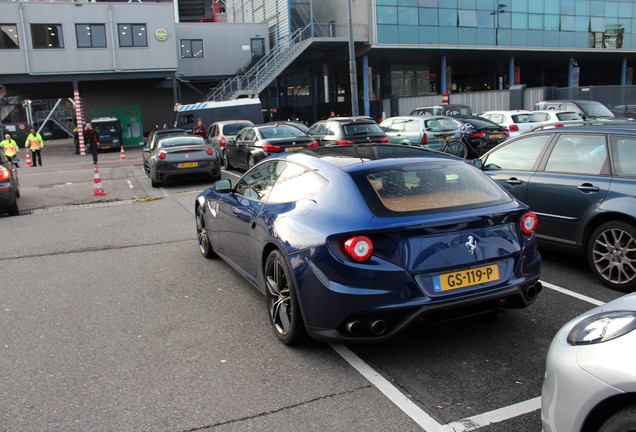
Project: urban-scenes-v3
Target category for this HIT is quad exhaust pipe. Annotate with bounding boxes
[346,319,387,336]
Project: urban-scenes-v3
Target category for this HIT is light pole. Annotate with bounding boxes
[491,4,506,46]
[347,0,359,116]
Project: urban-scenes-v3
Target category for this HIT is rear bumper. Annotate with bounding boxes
[156,163,220,182]
[305,279,542,343]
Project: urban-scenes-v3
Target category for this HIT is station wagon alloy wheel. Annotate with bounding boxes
[589,221,636,291]
[265,250,306,345]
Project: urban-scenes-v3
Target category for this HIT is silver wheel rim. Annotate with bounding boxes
[196,211,209,254]
[592,227,636,286]
[266,258,291,335]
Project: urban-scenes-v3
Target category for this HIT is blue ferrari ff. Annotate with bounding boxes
[195,144,542,344]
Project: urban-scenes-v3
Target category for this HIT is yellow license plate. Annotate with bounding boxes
[284,146,303,152]
[178,162,198,168]
[432,264,500,292]
[490,134,503,139]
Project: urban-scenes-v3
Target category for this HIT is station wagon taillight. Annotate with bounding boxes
[220,137,226,147]
[509,124,519,132]
[421,134,427,145]
[521,212,538,235]
[338,139,355,145]
[343,236,374,262]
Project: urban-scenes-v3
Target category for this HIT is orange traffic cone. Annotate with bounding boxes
[25,149,32,167]
[92,165,106,196]
[120,145,126,160]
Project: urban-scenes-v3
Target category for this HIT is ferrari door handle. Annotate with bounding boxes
[506,177,522,185]
[578,183,599,193]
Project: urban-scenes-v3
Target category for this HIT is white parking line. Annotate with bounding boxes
[541,280,605,306]
[331,280,605,431]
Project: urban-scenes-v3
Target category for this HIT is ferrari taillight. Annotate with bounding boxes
[343,236,373,262]
[521,212,538,235]
[158,151,166,160]
[0,167,9,181]
[206,148,214,155]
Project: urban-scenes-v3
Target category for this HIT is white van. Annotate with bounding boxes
[173,99,263,132]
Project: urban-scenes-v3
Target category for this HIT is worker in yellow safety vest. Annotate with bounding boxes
[1,133,19,167]
[25,127,44,167]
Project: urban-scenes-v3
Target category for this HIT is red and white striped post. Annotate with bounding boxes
[73,90,86,155]
[442,93,449,104]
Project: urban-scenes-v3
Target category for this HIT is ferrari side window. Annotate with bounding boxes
[235,160,287,201]
[268,162,328,203]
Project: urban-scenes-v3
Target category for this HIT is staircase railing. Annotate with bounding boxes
[204,24,313,101]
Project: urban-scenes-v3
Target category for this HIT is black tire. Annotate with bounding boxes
[599,405,636,432]
[222,150,233,170]
[247,155,257,170]
[7,196,19,216]
[442,140,468,159]
[264,250,307,345]
[151,176,161,188]
[196,205,216,259]
[588,221,636,292]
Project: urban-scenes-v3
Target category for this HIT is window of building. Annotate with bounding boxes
[419,8,438,26]
[75,24,106,48]
[0,24,19,49]
[511,13,527,29]
[528,14,543,30]
[398,7,418,25]
[31,24,64,49]
[458,10,477,27]
[418,0,437,6]
[560,15,575,31]
[118,24,147,47]
[180,39,204,58]
[439,9,457,26]
[544,14,559,31]
[377,7,398,24]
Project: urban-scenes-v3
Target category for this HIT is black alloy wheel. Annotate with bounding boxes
[265,250,307,345]
[588,221,636,292]
[143,162,150,177]
[196,205,216,259]
[442,140,468,159]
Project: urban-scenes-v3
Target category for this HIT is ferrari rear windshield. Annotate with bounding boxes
[350,160,511,217]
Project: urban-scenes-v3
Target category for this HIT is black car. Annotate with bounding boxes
[306,117,390,146]
[478,126,636,291]
[0,151,20,216]
[143,135,221,187]
[91,117,123,152]
[222,123,318,170]
[448,116,509,157]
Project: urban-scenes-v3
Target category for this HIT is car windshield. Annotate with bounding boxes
[511,113,542,123]
[93,122,120,133]
[343,122,383,135]
[352,160,510,216]
[556,112,580,121]
[223,123,252,135]
[158,137,204,147]
[581,103,615,118]
[425,118,458,132]
[259,125,307,139]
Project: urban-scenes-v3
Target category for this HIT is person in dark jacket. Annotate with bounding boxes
[84,122,99,164]
[193,118,207,138]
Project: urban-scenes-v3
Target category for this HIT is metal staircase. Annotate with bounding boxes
[203,24,313,102]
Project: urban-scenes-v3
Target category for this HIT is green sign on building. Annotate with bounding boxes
[89,105,143,147]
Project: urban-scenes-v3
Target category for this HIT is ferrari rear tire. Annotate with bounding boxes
[265,250,307,345]
[7,197,19,216]
[588,221,636,292]
[598,405,636,432]
[196,205,216,259]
